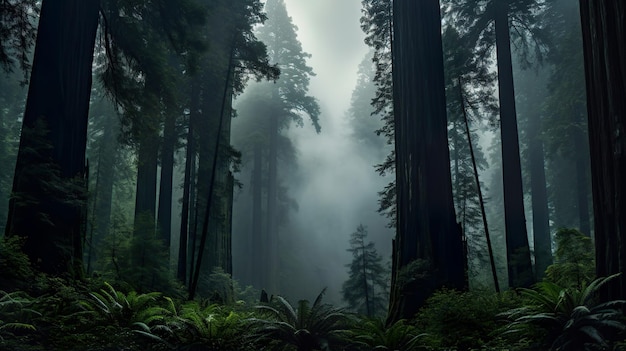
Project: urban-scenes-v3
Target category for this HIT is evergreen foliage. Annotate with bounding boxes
[0,0,38,75]
[341,224,388,318]
[544,228,595,288]
[415,289,522,350]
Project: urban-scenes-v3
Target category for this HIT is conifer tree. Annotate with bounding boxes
[236,0,319,293]
[342,224,388,317]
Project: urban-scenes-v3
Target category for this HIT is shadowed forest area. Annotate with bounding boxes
[1,0,626,350]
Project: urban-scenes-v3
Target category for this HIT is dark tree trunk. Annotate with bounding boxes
[494,1,533,288]
[134,127,159,235]
[5,0,100,277]
[387,0,465,323]
[157,109,177,257]
[527,114,551,280]
[578,0,626,301]
[178,79,199,283]
[88,115,117,273]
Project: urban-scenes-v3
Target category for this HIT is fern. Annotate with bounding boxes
[501,274,626,350]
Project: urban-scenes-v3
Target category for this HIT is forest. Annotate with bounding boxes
[0,0,625,350]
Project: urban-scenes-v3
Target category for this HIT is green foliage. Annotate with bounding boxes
[545,228,595,288]
[94,216,182,295]
[501,274,626,350]
[0,236,35,290]
[348,318,426,351]
[0,290,38,341]
[79,282,169,329]
[147,301,254,351]
[250,288,352,351]
[414,289,523,350]
[342,224,389,318]
[199,267,235,305]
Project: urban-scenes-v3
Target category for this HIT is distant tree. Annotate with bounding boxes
[360,0,395,226]
[442,26,498,289]
[0,0,38,75]
[578,0,626,301]
[342,224,388,317]
[542,0,591,236]
[0,70,26,234]
[238,0,319,293]
[346,51,387,158]
[185,0,279,299]
[388,0,466,322]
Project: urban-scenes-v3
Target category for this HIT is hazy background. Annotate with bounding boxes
[232,0,394,304]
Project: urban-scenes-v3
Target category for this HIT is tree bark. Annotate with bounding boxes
[494,1,533,288]
[578,0,626,301]
[157,109,177,258]
[5,0,100,277]
[388,0,465,323]
[177,79,199,282]
[527,114,551,280]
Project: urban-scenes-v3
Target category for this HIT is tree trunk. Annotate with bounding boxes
[5,0,100,277]
[494,1,533,288]
[178,79,199,283]
[527,114,551,280]
[134,126,159,236]
[388,0,465,323]
[157,109,177,259]
[88,114,117,273]
[578,0,626,301]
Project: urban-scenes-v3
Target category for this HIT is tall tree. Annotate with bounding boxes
[5,0,100,276]
[388,0,465,322]
[184,0,278,297]
[246,0,320,293]
[445,0,548,288]
[543,0,591,237]
[342,224,388,318]
[578,0,626,301]
[442,26,498,289]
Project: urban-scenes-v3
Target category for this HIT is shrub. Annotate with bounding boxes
[414,288,522,350]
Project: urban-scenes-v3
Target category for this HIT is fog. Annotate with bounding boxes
[232,0,393,304]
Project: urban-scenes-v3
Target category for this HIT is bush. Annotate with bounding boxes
[414,289,523,350]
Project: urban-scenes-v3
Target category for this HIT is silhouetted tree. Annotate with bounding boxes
[579,0,626,301]
[388,0,465,322]
[342,224,388,317]
[445,0,548,288]
[5,0,100,277]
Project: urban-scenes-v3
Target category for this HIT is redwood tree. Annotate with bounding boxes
[5,0,100,276]
[578,0,626,301]
[388,0,465,322]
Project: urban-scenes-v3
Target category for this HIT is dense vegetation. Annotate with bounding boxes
[2,0,626,349]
